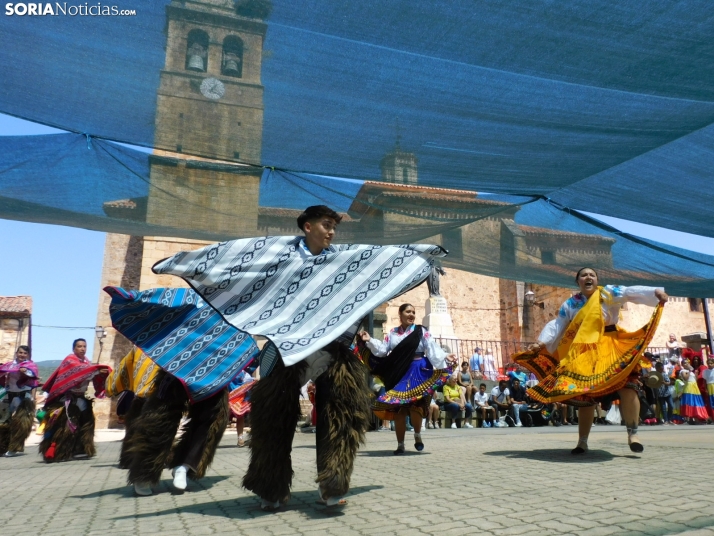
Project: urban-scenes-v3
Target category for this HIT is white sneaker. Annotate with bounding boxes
[515,422,523,427]
[4,451,20,457]
[464,423,474,429]
[450,423,457,429]
[134,482,153,496]
[172,465,188,491]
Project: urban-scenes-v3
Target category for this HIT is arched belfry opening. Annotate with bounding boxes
[186,29,209,72]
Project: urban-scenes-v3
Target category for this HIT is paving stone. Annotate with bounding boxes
[2,425,714,535]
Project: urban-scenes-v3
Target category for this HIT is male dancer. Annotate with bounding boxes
[40,339,110,462]
[107,205,446,508]
[104,289,259,496]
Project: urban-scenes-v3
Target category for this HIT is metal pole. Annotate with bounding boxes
[703,298,714,353]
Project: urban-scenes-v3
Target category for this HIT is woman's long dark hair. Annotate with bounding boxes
[574,267,598,283]
[398,303,414,315]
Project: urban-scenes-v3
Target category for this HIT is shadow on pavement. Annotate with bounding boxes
[69,475,230,498]
[482,449,639,462]
[111,485,383,520]
[358,450,431,457]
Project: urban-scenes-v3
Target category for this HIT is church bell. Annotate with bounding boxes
[186,42,206,72]
[187,53,205,72]
[222,53,241,76]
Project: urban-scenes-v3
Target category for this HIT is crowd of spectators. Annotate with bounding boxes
[419,333,714,430]
[298,334,714,432]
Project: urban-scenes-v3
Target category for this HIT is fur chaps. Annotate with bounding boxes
[119,396,146,470]
[8,397,36,453]
[167,389,229,479]
[315,344,371,497]
[242,359,306,503]
[0,423,9,454]
[126,371,187,485]
[78,404,96,458]
[39,397,95,462]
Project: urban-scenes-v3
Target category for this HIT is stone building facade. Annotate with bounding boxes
[0,296,32,365]
[92,0,713,425]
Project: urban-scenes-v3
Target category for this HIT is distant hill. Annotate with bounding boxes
[35,360,63,383]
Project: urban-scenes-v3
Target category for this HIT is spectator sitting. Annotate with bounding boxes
[457,362,478,405]
[427,394,441,429]
[443,374,473,429]
[507,365,528,391]
[473,383,496,428]
[509,379,527,427]
[490,379,511,427]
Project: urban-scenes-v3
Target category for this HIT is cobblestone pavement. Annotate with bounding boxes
[3,425,714,536]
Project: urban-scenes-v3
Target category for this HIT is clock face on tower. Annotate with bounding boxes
[200,77,225,100]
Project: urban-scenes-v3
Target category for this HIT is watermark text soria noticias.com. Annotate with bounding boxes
[5,3,136,16]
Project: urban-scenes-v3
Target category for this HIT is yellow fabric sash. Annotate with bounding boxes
[555,287,603,368]
[105,347,158,398]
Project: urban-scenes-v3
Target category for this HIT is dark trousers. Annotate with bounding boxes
[658,396,674,422]
[444,402,473,419]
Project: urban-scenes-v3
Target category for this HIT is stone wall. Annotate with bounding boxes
[0,316,30,364]
[139,236,212,290]
[91,233,144,427]
[385,271,712,354]
[384,269,505,342]
[617,296,710,347]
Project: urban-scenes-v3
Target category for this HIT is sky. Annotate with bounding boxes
[1,113,713,362]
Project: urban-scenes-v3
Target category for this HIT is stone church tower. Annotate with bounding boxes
[92,0,267,425]
[380,137,418,185]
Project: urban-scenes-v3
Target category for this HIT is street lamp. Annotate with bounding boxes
[524,290,536,307]
[524,289,544,309]
[95,326,107,363]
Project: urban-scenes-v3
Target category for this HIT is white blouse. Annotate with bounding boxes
[366,324,447,369]
[539,285,662,354]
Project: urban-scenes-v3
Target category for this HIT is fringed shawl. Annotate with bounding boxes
[43,354,110,403]
[0,359,40,389]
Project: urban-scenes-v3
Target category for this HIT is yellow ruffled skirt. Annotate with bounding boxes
[514,304,663,404]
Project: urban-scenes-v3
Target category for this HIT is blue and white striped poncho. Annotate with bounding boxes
[106,235,445,399]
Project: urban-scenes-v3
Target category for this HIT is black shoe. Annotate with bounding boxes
[393,446,405,455]
[629,442,644,453]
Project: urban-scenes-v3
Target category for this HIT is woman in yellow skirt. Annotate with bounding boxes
[515,268,668,454]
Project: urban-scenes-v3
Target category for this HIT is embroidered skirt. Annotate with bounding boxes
[372,357,450,419]
[514,306,662,405]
